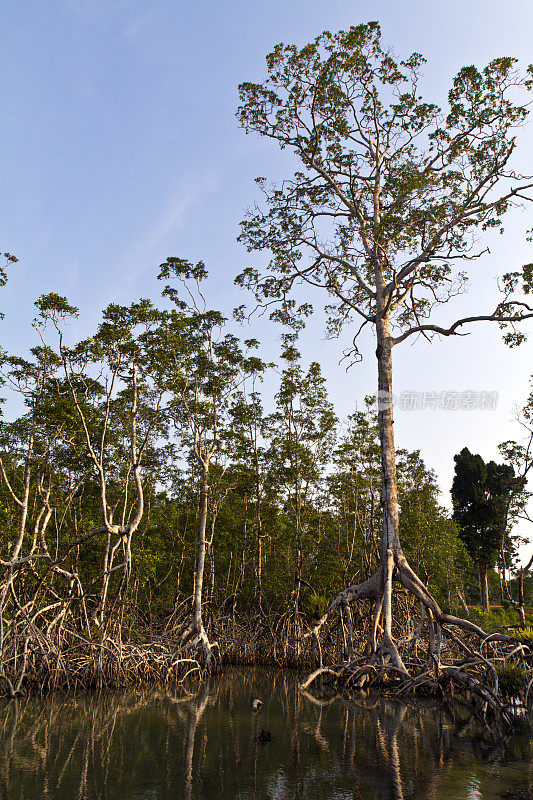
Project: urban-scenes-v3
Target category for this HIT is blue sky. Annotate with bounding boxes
[3,0,533,548]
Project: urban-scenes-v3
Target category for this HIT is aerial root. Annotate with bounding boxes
[299,659,513,724]
[173,620,219,673]
[299,551,532,723]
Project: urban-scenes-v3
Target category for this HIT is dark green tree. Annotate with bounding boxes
[398,450,468,610]
[452,447,516,613]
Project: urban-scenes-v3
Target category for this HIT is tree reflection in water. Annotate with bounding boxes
[0,670,531,800]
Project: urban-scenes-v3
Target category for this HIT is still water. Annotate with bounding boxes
[0,668,531,800]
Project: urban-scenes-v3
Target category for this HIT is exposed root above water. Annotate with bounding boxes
[300,549,533,725]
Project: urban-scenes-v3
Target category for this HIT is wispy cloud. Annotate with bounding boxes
[112,171,219,295]
[61,261,81,294]
[121,7,158,39]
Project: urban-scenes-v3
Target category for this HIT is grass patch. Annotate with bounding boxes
[512,626,533,647]
[495,662,526,697]
[467,605,533,630]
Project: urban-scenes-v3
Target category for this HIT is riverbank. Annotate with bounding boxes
[2,605,532,732]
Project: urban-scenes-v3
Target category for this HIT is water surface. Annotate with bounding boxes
[0,668,531,799]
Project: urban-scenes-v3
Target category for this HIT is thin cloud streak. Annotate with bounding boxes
[112,171,220,295]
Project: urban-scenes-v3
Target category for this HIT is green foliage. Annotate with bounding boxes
[495,662,526,697]
[0,252,16,316]
[0,254,510,632]
[452,448,517,571]
[468,605,533,630]
[308,593,330,621]
[237,23,533,353]
[398,449,469,605]
[513,626,533,647]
